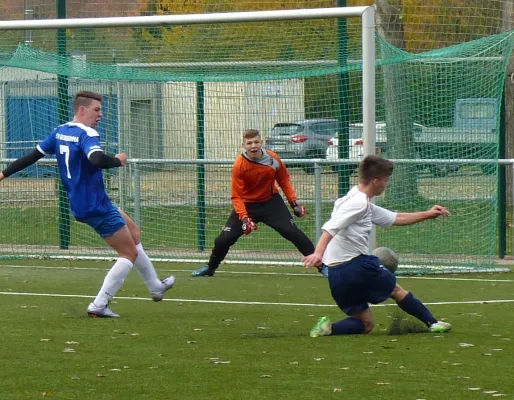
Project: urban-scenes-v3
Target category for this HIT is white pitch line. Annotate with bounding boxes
[0,264,512,282]
[2,291,514,308]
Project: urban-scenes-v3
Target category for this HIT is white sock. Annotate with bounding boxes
[134,243,163,292]
[93,258,133,307]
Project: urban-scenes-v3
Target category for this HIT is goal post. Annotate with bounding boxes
[0,7,511,274]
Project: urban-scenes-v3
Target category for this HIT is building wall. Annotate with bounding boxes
[162,79,305,159]
[0,69,305,161]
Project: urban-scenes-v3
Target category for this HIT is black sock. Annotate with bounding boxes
[397,292,437,327]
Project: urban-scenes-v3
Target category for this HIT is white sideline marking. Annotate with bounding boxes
[1,291,514,308]
[0,264,512,282]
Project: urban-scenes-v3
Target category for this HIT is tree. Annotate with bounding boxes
[375,0,418,202]
[502,0,514,205]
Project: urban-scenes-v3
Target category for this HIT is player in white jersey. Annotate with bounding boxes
[0,90,175,318]
[303,155,452,336]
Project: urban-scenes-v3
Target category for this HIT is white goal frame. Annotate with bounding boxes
[0,7,376,151]
[0,7,378,262]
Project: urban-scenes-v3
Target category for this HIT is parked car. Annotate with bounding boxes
[417,98,498,175]
[326,122,465,177]
[266,118,339,173]
[325,122,388,172]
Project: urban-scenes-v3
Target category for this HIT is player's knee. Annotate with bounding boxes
[130,225,141,244]
[280,228,304,242]
[362,320,375,334]
[121,246,138,263]
[390,284,409,302]
[214,231,240,249]
[358,313,375,333]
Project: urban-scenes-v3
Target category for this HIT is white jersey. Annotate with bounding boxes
[322,186,397,266]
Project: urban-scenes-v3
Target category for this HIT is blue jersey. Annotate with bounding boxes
[37,122,113,219]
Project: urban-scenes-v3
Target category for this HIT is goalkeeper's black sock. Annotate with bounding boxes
[396,292,437,327]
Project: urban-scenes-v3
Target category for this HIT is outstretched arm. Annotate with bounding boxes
[393,205,450,226]
[89,151,126,169]
[0,148,45,181]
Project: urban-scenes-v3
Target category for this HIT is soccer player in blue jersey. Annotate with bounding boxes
[0,90,175,318]
[303,155,452,336]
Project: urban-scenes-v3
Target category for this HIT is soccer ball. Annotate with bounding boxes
[371,247,399,274]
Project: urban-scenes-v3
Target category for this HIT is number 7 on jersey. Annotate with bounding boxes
[59,144,72,179]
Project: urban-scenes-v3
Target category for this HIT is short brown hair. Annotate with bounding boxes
[73,90,102,113]
[359,155,394,184]
[243,129,260,141]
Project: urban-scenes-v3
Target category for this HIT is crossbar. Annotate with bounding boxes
[0,7,370,30]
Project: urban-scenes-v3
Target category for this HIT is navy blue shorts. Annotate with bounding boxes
[77,204,126,238]
[326,254,396,315]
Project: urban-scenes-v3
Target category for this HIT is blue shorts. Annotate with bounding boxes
[327,254,396,316]
[77,205,126,238]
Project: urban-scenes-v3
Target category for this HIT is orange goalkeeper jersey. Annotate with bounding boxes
[231,149,297,220]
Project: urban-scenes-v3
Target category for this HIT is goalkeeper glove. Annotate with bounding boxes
[241,217,258,235]
[289,200,306,218]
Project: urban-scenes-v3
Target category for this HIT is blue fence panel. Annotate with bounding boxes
[5,95,119,177]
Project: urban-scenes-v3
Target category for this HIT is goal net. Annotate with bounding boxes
[0,8,512,274]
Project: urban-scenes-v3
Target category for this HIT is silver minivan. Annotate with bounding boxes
[266,118,339,173]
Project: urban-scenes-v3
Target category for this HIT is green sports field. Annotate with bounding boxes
[1,259,513,400]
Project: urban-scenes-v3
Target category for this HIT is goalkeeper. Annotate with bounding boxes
[191,129,327,278]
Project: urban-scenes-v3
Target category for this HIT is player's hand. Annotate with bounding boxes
[241,217,258,235]
[289,200,306,218]
[428,205,451,218]
[115,153,128,166]
[302,253,322,268]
